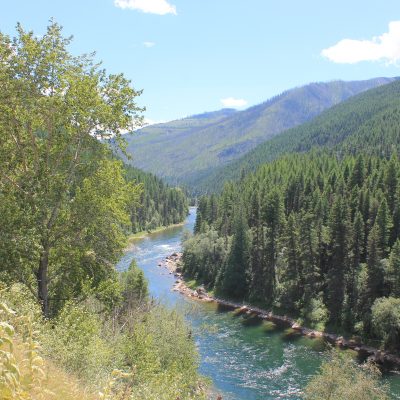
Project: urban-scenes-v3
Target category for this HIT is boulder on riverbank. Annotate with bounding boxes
[163,252,400,371]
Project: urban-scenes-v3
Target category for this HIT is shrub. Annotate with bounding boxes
[371,297,400,351]
[303,351,389,400]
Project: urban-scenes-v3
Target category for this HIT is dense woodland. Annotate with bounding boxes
[184,151,400,351]
[195,79,400,193]
[125,78,393,191]
[124,164,188,233]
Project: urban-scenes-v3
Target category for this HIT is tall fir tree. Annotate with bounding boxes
[221,206,249,300]
[326,196,350,326]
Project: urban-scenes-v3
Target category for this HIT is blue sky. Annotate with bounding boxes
[2,0,400,123]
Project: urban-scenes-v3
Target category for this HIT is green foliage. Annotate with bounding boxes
[371,297,400,352]
[182,230,229,287]
[220,209,249,300]
[44,302,116,382]
[120,260,149,306]
[0,21,144,316]
[303,351,389,400]
[183,151,400,350]
[124,164,188,233]
[0,298,46,400]
[198,78,400,192]
[0,21,204,399]
[386,239,400,296]
[123,79,393,192]
[302,297,329,331]
[1,282,207,399]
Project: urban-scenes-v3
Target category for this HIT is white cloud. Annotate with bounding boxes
[143,118,166,126]
[114,0,177,15]
[220,97,248,108]
[143,41,155,48]
[322,21,400,64]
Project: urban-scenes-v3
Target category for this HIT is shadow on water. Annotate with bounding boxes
[117,207,400,400]
[281,328,304,343]
[216,302,237,313]
[241,313,264,328]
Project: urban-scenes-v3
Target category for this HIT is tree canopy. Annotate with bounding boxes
[0,21,143,316]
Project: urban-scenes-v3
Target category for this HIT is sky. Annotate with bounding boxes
[2,0,400,123]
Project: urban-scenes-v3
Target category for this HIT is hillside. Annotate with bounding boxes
[196,78,400,193]
[124,78,395,187]
[124,163,188,232]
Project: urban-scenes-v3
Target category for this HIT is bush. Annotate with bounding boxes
[0,281,207,399]
[303,351,389,400]
[301,297,329,330]
[371,297,400,351]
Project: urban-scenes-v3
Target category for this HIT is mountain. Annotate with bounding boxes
[195,78,400,193]
[124,77,395,187]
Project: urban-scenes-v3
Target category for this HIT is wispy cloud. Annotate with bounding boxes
[220,97,248,108]
[114,0,177,15]
[143,118,166,126]
[322,21,400,65]
[143,41,155,48]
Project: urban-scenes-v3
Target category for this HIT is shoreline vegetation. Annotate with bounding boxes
[162,252,400,371]
[127,222,185,241]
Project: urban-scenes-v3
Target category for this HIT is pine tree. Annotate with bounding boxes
[386,239,400,297]
[385,155,398,214]
[194,210,203,234]
[248,191,265,303]
[350,154,365,187]
[367,224,384,303]
[222,207,249,300]
[375,198,393,256]
[327,196,350,326]
[299,212,320,307]
[262,190,285,305]
[343,211,364,330]
[279,213,301,311]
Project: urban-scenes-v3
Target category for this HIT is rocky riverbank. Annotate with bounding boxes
[159,252,400,371]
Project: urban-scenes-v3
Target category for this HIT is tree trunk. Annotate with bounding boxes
[37,246,49,317]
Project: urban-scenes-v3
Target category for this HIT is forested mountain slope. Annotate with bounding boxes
[124,164,188,232]
[184,151,400,352]
[196,78,400,193]
[124,78,394,186]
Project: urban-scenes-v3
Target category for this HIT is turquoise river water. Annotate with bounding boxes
[116,207,400,399]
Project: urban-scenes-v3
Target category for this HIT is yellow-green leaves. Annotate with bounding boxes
[0,21,143,315]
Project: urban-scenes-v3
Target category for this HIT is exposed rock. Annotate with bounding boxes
[163,251,400,370]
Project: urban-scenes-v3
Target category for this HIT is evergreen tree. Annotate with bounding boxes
[262,190,285,304]
[279,213,301,311]
[327,196,350,326]
[385,154,398,214]
[386,239,400,297]
[222,207,249,300]
[299,212,320,308]
[375,199,393,256]
[194,210,203,234]
[367,224,384,303]
[350,154,365,187]
[248,191,265,303]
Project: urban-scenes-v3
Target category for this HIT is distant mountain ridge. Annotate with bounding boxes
[194,78,400,193]
[124,77,396,187]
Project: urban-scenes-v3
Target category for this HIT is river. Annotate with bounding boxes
[117,207,400,400]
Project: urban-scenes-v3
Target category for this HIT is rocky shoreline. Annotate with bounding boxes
[158,252,400,371]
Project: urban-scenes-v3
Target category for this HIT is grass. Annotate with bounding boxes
[1,312,97,400]
[38,358,97,400]
[127,222,185,242]
[184,278,215,297]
